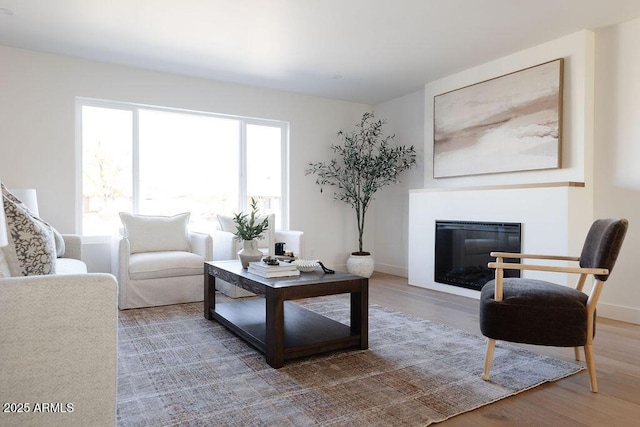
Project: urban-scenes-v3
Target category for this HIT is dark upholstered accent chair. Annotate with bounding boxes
[479,218,628,392]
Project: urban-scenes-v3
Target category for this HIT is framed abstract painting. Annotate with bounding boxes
[433,58,564,178]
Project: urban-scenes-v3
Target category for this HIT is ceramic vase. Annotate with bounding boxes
[238,239,263,268]
[346,253,374,278]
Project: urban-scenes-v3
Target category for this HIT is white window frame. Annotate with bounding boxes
[241,118,290,228]
[76,97,289,241]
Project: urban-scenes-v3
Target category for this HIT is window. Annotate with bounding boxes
[81,106,133,236]
[79,99,288,237]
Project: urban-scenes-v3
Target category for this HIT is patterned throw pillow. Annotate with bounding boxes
[0,183,65,257]
[1,195,56,276]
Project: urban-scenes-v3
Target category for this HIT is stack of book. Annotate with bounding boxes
[247,261,300,278]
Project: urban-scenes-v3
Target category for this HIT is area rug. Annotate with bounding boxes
[116,295,584,426]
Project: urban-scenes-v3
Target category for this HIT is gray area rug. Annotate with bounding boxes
[117,295,584,426]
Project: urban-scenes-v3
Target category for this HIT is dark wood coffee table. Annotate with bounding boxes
[204,260,368,368]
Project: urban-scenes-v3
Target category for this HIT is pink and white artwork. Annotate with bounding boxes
[433,59,563,178]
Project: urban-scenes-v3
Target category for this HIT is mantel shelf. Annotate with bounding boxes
[410,181,585,193]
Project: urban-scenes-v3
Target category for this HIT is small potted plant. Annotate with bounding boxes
[233,198,269,268]
[306,112,416,277]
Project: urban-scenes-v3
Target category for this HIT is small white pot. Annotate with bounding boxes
[346,253,374,278]
[238,239,263,268]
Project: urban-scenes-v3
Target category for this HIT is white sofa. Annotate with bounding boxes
[0,234,118,426]
[55,234,89,274]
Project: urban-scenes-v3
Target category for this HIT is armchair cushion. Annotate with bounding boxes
[480,278,589,347]
[119,212,191,254]
[129,251,204,280]
[217,215,237,233]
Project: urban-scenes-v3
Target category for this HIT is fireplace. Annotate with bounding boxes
[434,220,521,291]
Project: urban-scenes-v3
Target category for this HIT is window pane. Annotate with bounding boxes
[138,109,240,232]
[246,124,282,228]
[80,100,287,237]
[81,106,133,236]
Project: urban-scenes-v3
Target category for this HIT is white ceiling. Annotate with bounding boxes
[2,0,640,105]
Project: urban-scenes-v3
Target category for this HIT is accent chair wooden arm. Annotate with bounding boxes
[488,261,608,276]
[489,251,581,262]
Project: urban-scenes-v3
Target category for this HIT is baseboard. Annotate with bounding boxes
[597,302,640,325]
[374,262,408,278]
[410,281,481,300]
[332,262,408,278]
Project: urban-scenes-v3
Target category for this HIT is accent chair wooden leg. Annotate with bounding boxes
[482,338,496,381]
[583,344,598,393]
[574,347,581,361]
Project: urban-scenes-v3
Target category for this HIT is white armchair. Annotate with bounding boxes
[111,212,213,309]
[212,214,304,297]
[212,214,304,260]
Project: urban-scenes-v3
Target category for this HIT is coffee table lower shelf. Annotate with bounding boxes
[210,298,362,362]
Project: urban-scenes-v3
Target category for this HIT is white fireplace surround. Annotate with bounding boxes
[408,183,592,299]
[410,31,596,300]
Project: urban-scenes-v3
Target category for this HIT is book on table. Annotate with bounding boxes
[247,261,297,272]
[247,261,299,278]
[247,266,300,278]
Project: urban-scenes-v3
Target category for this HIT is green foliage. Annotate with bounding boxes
[233,198,269,241]
[306,112,416,253]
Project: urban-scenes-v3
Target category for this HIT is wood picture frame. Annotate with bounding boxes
[433,58,564,178]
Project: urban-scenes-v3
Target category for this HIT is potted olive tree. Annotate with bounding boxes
[306,112,416,277]
[233,198,269,268]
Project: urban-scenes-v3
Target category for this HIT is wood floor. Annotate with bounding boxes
[368,272,640,426]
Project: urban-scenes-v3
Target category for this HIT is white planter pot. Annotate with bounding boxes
[346,253,374,278]
[238,239,263,268]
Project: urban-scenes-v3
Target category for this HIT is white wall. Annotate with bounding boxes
[593,17,640,323]
[372,90,425,277]
[0,45,369,270]
[424,30,595,189]
[407,31,608,309]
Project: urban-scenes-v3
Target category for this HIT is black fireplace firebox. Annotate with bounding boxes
[434,220,521,291]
